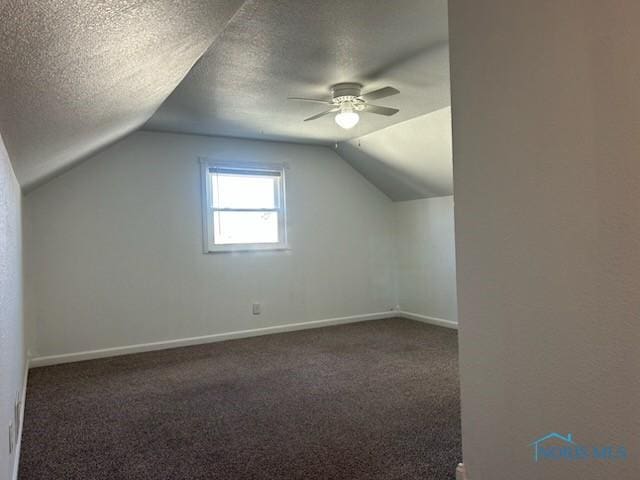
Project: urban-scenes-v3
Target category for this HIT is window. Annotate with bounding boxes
[201,160,288,252]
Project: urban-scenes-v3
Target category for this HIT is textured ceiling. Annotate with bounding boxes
[145,0,450,144]
[0,0,450,193]
[337,107,453,201]
[0,0,247,190]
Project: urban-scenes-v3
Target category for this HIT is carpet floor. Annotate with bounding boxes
[19,318,461,479]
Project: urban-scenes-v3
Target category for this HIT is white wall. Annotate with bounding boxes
[449,2,640,479]
[25,131,397,358]
[0,133,25,480]
[395,196,457,322]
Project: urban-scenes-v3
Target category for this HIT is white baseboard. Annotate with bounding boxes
[29,311,457,368]
[29,311,397,367]
[12,360,29,480]
[398,311,458,329]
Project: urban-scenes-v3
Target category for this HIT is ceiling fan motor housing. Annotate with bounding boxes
[331,83,365,110]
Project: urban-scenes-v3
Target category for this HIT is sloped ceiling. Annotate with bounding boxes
[144,0,450,144]
[0,0,248,190]
[0,0,450,196]
[337,107,453,201]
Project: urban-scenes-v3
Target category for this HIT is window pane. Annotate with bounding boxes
[211,172,277,209]
[213,211,279,245]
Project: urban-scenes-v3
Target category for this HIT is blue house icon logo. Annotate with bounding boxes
[529,432,627,463]
[529,433,575,462]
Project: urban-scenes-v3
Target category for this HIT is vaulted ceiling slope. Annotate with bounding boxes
[0,0,248,190]
[144,0,450,144]
[1,0,449,192]
[336,107,452,201]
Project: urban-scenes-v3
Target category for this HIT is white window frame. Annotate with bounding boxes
[200,158,289,253]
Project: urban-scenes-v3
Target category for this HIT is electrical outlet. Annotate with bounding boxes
[8,423,14,454]
[252,303,261,315]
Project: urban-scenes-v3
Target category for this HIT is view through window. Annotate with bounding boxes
[203,163,287,251]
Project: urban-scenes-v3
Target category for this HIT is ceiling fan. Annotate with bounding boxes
[288,83,400,130]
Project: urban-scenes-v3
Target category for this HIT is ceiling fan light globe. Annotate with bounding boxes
[335,111,359,129]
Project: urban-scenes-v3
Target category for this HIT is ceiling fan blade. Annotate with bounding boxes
[361,86,400,101]
[364,104,400,116]
[304,107,340,122]
[288,97,333,104]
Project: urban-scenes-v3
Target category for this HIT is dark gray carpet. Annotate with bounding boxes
[19,318,461,479]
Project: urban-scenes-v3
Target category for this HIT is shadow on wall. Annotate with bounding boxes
[335,107,453,201]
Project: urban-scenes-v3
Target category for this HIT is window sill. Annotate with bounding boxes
[204,244,291,254]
